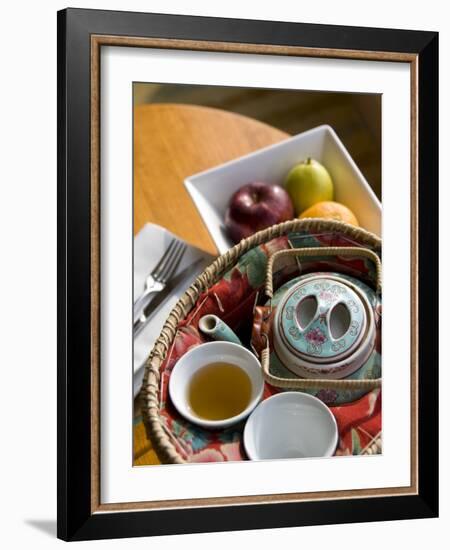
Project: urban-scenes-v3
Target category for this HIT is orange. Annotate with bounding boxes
[299,201,359,226]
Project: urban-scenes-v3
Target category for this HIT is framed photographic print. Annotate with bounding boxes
[57,7,439,541]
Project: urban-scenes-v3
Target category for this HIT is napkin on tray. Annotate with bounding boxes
[133,224,213,396]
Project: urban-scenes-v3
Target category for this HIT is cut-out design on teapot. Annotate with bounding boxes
[278,277,366,361]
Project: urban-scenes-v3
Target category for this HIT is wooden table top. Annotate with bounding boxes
[133,103,289,466]
[133,103,289,255]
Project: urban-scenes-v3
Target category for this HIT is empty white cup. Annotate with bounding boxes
[243,392,338,460]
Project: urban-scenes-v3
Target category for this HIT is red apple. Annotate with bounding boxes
[225,181,294,243]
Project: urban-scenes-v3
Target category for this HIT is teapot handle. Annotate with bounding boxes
[265,246,382,299]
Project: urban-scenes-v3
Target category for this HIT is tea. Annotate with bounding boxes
[188,362,252,421]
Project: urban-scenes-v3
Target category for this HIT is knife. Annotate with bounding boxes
[133,258,205,337]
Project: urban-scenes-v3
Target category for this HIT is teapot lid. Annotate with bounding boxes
[277,276,367,364]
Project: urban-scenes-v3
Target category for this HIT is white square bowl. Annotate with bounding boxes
[184,125,381,254]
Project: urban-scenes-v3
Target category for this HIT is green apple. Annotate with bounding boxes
[284,158,334,215]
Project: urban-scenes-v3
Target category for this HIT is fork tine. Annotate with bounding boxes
[159,241,185,280]
[159,241,187,283]
[151,238,177,279]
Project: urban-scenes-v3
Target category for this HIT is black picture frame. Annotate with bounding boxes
[57,7,438,541]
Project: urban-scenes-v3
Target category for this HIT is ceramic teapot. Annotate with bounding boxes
[251,247,382,405]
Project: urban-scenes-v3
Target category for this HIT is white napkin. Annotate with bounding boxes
[133,224,214,396]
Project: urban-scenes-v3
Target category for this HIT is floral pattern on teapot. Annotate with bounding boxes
[279,277,366,360]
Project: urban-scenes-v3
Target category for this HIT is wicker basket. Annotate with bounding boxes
[141,219,381,464]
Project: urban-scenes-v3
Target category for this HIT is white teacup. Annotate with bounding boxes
[169,341,264,429]
[243,392,338,460]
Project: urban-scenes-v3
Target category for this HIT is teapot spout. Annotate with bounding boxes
[198,314,242,345]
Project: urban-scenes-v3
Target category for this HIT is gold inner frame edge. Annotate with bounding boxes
[89,35,419,514]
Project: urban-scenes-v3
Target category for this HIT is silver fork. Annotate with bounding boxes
[133,239,187,319]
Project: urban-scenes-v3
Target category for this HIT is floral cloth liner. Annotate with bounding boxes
[154,230,382,463]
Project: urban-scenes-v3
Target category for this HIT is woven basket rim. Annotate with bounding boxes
[140,218,381,464]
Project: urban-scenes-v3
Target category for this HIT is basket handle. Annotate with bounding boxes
[261,340,382,390]
[262,245,382,391]
[265,246,382,299]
